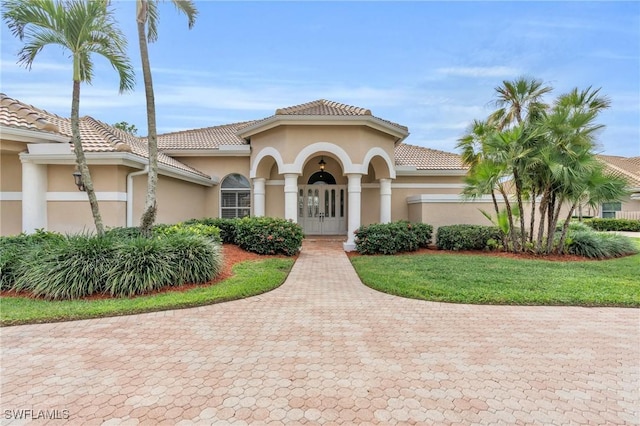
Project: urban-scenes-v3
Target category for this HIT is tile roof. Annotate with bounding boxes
[157,121,254,150]
[394,143,466,170]
[0,93,209,179]
[274,99,409,133]
[0,93,65,135]
[275,99,373,116]
[597,154,640,187]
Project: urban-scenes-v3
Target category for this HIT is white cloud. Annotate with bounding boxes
[436,66,521,78]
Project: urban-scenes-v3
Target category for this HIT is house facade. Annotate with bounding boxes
[2,95,637,250]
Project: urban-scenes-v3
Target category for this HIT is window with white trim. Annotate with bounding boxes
[601,202,621,219]
[221,174,251,218]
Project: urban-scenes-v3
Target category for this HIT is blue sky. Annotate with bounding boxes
[1,1,639,156]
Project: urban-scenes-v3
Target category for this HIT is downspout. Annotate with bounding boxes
[127,166,149,227]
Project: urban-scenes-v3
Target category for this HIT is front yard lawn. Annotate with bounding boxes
[350,250,640,307]
[0,258,294,326]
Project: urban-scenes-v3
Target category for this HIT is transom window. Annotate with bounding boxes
[601,202,621,219]
[221,174,250,218]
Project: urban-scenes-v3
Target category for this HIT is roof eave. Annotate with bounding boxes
[395,166,468,176]
[237,115,408,140]
[1,125,69,144]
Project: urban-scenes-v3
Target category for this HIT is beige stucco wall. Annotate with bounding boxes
[131,173,208,225]
[1,152,22,191]
[48,165,127,192]
[48,201,126,234]
[172,156,249,218]
[266,184,285,218]
[1,201,21,235]
[250,125,396,178]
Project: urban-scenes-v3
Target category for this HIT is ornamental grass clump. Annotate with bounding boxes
[1,228,224,300]
[566,231,637,259]
[14,234,115,300]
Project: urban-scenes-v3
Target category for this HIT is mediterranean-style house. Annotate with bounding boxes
[1,94,638,250]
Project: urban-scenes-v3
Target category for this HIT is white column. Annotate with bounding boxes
[21,160,48,233]
[283,173,299,222]
[344,173,362,251]
[379,178,392,224]
[253,177,266,217]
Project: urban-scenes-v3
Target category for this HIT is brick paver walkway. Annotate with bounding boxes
[1,240,639,425]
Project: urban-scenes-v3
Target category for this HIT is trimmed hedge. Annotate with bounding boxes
[436,225,502,251]
[1,231,223,300]
[234,217,304,256]
[106,222,222,244]
[583,218,640,232]
[354,221,433,255]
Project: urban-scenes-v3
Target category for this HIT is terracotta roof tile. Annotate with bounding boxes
[597,155,640,187]
[0,93,65,135]
[156,121,254,150]
[394,143,466,170]
[1,93,209,179]
[275,99,372,116]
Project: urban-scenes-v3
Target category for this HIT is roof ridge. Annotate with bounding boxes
[275,99,372,116]
[81,116,133,152]
[0,92,64,133]
[399,142,459,156]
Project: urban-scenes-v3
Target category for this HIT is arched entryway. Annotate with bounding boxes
[298,170,347,235]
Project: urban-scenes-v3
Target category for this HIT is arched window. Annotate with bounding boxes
[221,174,250,218]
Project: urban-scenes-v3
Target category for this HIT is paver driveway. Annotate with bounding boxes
[1,240,639,425]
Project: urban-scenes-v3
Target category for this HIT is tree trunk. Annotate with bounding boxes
[544,192,556,254]
[137,1,158,237]
[556,202,577,254]
[500,187,517,252]
[513,168,526,252]
[536,186,550,253]
[529,188,536,244]
[491,190,507,247]
[70,79,104,236]
[546,195,564,254]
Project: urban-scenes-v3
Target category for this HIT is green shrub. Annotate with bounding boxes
[0,230,65,290]
[234,217,304,256]
[566,231,638,259]
[184,218,238,243]
[436,225,502,251]
[104,226,144,239]
[163,234,223,286]
[354,221,433,254]
[153,222,221,244]
[3,231,224,300]
[583,218,640,232]
[15,234,115,299]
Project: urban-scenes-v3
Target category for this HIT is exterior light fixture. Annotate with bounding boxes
[318,157,326,172]
[72,170,85,191]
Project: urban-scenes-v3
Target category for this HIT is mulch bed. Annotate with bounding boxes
[0,244,287,300]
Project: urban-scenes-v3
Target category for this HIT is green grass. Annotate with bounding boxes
[0,258,294,326]
[350,248,640,307]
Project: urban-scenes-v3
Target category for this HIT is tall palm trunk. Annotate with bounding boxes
[513,168,526,251]
[491,190,508,248]
[70,79,104,235]
[546,194,564,254]
[499,187,517,252]
[137,2,158,237]
[556,202,577,254]
[536,186,550,253]
[529,187,536,244]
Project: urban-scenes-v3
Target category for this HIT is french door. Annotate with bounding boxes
[299,185,347,235]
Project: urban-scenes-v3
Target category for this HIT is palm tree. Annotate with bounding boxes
[3,0,134,236]
[490,76,552,129]
[136,0,197,236]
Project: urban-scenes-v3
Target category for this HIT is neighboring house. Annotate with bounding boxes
[595,155,640,219]
[2,94,634,249]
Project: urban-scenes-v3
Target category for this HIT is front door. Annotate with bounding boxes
[299,185,347,235]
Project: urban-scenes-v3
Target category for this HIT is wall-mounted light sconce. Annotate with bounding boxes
[318,157,326,172]
[72,169,85,191]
